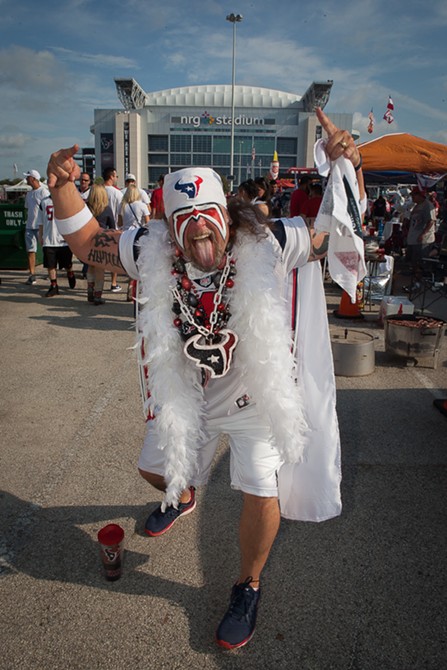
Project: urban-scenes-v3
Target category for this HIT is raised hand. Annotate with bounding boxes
[47,144,81,189]
[316,107,361,167]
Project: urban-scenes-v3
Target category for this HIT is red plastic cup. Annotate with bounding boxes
[97,524,125,581]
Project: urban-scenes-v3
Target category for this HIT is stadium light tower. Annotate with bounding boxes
[226,13,243,188]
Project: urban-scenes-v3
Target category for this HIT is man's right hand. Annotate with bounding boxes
[47,144,81,189]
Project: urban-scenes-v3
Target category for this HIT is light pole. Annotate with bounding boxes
[226,13,243,189]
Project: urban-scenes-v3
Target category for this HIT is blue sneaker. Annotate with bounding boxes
[144,486,196,537]
[216,577,261,649]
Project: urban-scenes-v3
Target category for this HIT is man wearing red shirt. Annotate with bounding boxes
[304,183,323,220]
[289,175,311,217]
[150,175,165,219]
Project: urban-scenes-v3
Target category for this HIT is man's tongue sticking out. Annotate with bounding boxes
[184,217,225,272]
[192,234,217,270]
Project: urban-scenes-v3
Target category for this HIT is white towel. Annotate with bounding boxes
[314,139,366,302]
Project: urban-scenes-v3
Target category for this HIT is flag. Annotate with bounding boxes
[367,109,375,134]
[269,150,279,180]
[417,173,447,190]
[383,96,394,124]
[251,146,256,161]
[13,163,18,174]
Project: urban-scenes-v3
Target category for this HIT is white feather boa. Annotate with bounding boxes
[136,221,308,508]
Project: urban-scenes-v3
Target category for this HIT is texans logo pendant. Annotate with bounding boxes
[184,329,238,378]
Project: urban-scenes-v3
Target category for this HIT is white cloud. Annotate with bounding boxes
[394,90,447,124]
[0,133,30,152]
[166,53,187,69]
[50,47,137,70]
[0,46,67,93]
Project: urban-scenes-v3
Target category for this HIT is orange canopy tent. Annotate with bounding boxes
[359,133,447,173]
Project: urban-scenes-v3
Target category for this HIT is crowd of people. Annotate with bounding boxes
[21,169,165,304]
[236,174,324,227]
[255,174,446,283]
[22,162,446,307]
[365,186,446,283]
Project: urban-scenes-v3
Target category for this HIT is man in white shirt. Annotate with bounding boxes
[102,167,123,292]
[38,195,76,297]
[23,170,50,284]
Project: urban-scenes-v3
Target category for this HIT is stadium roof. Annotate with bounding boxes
[114,79,333,111]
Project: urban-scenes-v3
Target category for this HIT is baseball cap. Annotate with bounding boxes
[24,170,41,180]
[163,167,227,218]
[125,173,136,182]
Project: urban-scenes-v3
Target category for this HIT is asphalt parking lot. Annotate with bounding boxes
[1,263,446,670]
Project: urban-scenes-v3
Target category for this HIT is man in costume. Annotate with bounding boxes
[47,108,365,650]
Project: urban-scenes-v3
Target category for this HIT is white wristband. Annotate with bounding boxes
[55,205,92,235]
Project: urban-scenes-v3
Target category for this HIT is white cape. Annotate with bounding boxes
[278,261,341,522]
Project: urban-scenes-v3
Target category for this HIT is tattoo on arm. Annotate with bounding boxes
[308,230,329,262]
[87,231,123,270]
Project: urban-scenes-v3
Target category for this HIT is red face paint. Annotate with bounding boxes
[171,203,228,250]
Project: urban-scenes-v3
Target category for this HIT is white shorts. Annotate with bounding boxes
[138,404,282,498]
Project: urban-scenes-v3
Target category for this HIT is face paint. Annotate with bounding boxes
[171,203,228,250]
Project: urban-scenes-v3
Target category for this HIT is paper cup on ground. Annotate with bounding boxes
[97,524,125,581]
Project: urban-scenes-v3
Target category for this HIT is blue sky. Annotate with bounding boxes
[0,0,446,180]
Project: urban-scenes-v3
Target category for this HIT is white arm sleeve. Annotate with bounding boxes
[275,217,311,273]
[118,226,143,280]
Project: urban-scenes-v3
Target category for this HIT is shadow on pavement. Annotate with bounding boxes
[1,383,447,666]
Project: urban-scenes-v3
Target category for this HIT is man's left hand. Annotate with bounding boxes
[316,107,361,168]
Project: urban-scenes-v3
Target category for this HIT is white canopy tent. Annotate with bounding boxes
[4,179,32,192]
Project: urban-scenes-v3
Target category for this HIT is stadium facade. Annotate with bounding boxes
[90,78,353,188]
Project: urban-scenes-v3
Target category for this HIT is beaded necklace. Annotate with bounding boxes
[170,250,238,384]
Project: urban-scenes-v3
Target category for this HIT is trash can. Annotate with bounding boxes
[0,203,43,269]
